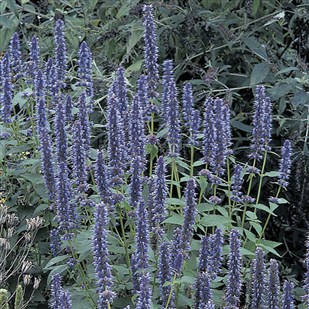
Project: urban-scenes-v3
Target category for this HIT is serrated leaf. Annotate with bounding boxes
[250,62,270,86]
[127,30,143,54]
[44,256,68,270]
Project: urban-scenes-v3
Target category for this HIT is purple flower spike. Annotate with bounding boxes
[198,272,213,309]
[268,259,280,309]
[93,202,115,308]
[55,97,68,165]
[203,97,215,165]
[224,229,242,309]
[159,242,175,308]
[59,290,72,309]
[191,109,201,147]
[250,247,266,309]
[50,273,62,309]
[129,156,144,210]
[143,4,159,99]
[28,36,40,80]
[230,164,243,203]
[78,92,91,152]
[137,74,152,122]
[211,228,223,278]
[130,92,145,160]
[50,229,61,257]
[115,67,128,119]
[162,60,180,156]
[179,179,197,257]
[182,83,193,129]
[302,236,309,307]
[56,162,77,239]
[65,95,73,121]
[282,281,294,309]
[108,89,125,187]
[78,41,93,103]
[95,150,112,210]
[136,273,152,309]
[1,53,13,123]
[161,59,174,125]
[249,86,272,160]
[151,156,167,240]
[36,70,56,201]
[278,140,292,189]
[72,120,88,193]
[9,32,23,79]
[54,19,67,87]
[135,200,149,271]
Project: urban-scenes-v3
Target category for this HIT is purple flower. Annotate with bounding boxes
[211,228,223,278]
[161,59,174,126]
[158,242,175,308]
[45,58,57,99]
[143,4,159,99]
[182,83,201,147]
[282,281,294,309]
[65,95,73,121]
[108,89,125,187]
[129,156,144,210]
[163,60,180,156]
[198,235,212,272]
[72,120,87,193]
[50,229,61,256]
[55,97,68,165]
[224,229,242,309]
[54,19,67,87]
[115,67,128,119]
[78,92,91,152]
[36,70,56,201]
[56,162,77,239]
[9,32,23,79]
[95,150,112,210]
[303,236,309,307]
[59,290,72,309]
[78,41,93,103]
[197,272,213,309]
[268,259,280,309]
[130,92,145,160]
[1,53,13,123]
[93,202,115,308]
[135,200,149,271]
[50,273,62,309]
[249,86,272,160]
[151,156,167,240]
[278,140,292,189]
[179,179,197,257]
[28,36,40,81]
[137,74,151,122]
[230,164,243,203]
[250,247,266,309]
[136,272,152,309]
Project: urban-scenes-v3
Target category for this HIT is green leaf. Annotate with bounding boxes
[231,120,252,133]
[21,173,43,185]
[252,0,260,17]
[44,256,68,270]
[244,229,257,243]
[163,214,183,225]
[250,221,262,235]
[200,215,232,227]
[264,171,281,177]
[243,36,268,61]
[250,62,270,86]
[126,60,143,72]
[127,30,143,54]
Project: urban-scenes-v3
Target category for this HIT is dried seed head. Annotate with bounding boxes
[7,227,14,238]
[0,238,10,250]
[23,274,32,285]
[0,204,8,225]
[7,213,19,227]
[21,260,33,273]
[26,216,44,231]
[33,277,41,289]
[23,232,32,243]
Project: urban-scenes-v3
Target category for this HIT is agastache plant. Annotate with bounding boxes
[54,19,67,87]
[9,32,23,79]
[92,202,115,308]
[268,259,280,309]
[78,41,93,103]
[1,53,13,123]
[143,4,159,99]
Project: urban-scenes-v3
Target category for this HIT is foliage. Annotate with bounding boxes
[1,0,309,308]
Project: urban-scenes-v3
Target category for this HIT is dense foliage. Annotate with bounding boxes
[0,0,309,308]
